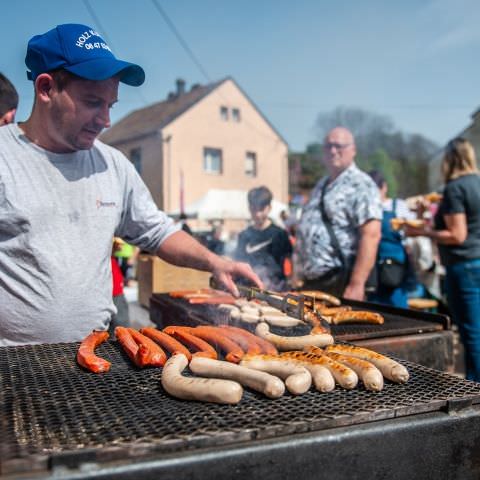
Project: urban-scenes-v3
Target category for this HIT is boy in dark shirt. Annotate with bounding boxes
[234,186,292,291]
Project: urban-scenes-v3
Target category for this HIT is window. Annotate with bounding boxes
[203,148,223,174]
[220,106,229,121]
[245,151,257,177]
[232,108,241,122]
[130,147,142,174]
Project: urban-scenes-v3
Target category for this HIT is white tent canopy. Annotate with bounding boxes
[171,189,288,223]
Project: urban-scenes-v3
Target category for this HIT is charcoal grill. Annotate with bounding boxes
[151,293,454,371]
[1,338,480,479]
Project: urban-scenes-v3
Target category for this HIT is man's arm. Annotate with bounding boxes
[343,219,381,301]
[156,230,263,296]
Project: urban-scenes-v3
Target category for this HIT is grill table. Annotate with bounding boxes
[150,293,455,371]
[1,341,480,479]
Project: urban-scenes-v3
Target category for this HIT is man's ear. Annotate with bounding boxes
[35,73,55,102]
[0,108,16,126]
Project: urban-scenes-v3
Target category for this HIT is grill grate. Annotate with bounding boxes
[150,294,446,341]
[1,341,480,474]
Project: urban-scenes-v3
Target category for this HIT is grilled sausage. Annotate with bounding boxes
[325,352,384,392]
[189,356,285,399]
[216,325,262,355]
[298,290,341,306]
[300,347,359,389]
[255,322,334,351]
[128,328,167,367]
[279,352,335,392]
[240,354,312,395]
[316,306,352,316]
[115,326,141,367]
[163,326,217,359]
[191,326,245,363]
[325,344,409,383]
[219,325,278,355]
[188,296,236,305]
[140,327,192,361]
[330,311,384,325]
[77,330,111,373]
[262,314,305,328]
[161,353,243,404]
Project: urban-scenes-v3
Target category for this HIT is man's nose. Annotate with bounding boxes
[96,105,111,128]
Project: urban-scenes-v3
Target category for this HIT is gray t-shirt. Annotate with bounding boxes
[0,124,177,345]
[296,164,382,279]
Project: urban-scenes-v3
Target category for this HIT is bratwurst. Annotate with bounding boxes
[161,353,243,404]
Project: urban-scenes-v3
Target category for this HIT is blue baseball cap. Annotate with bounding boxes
[25,24,145,86]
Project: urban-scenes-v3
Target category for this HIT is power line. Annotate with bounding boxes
[82,0,113,46]
[150,0,212,83]
[82,0,149,105]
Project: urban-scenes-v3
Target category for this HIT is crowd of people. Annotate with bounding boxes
[1,22,480,383]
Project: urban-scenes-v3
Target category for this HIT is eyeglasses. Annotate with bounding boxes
[324,142,352,151]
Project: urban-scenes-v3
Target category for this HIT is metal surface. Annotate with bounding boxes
[150,293,448,341]
[1,340,480,477]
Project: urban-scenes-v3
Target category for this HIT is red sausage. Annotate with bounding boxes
[191,326,245,363]
[140,327,192,361]
[163,326,217,359]
[216,326,262,355]
[128,328,167,367]
[219,325,278,356]
[77,330,111,373]
[115,326,141,367]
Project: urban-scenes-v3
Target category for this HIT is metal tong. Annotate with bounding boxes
[237,285,332,333]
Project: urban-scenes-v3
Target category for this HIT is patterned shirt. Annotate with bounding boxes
[296,164,382,279]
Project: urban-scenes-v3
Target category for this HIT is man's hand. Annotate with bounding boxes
[157,230,263,297]
[343,282,365,301]
[211,257,263,297]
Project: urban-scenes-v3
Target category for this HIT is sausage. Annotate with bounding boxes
[240,354,312,395]
[216,325,262,355]
[262,314,306,328]
[115,326,141,367]
[298,290,341,306]
[189,356,285,399]
[77,330,111,373]
[188,296,236,305]
[279,352,335,392]
[169,289,211,298]
[163,326,218,359]
[239,312,261,324]
[300,347,359,389]
[316,306,352,316]
[330,311,384,325]
[255,322,334,351]
[325,352,384,392]
[191,326,245,363]
[240,305,262,315]
[219,325,278,356]
[140,327,192,361]
[324,344,409,383]
[128,328,167,367]
[161,353,243,404]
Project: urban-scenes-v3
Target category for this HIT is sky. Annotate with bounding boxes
[2,0,480,152]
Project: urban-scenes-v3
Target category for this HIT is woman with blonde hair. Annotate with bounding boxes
[407,137,480,381]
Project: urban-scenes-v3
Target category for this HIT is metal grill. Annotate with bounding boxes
[150,294,448,341]
[1,341,480,475]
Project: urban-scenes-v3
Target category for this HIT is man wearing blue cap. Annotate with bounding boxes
[0,24,261,345]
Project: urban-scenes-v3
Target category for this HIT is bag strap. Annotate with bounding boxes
[319,180,346,267]
[392,198,397,215]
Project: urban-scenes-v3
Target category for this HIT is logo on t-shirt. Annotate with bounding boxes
[245,239,272,254]
[96,199,117,209]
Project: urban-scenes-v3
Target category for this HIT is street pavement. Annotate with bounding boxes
[124,284,154,330]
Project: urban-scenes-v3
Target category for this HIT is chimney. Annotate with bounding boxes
[176,78,186,96]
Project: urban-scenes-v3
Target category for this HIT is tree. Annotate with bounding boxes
[307,106,439,197]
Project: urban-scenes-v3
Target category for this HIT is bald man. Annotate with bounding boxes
[295,127,382,300]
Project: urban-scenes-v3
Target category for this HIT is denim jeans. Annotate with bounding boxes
[445,258,480,382]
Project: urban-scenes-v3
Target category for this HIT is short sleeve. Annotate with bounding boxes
[351,178,382,227]
[442,182,466,215]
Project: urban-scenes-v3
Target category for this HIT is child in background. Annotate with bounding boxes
[234,186,292,291]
